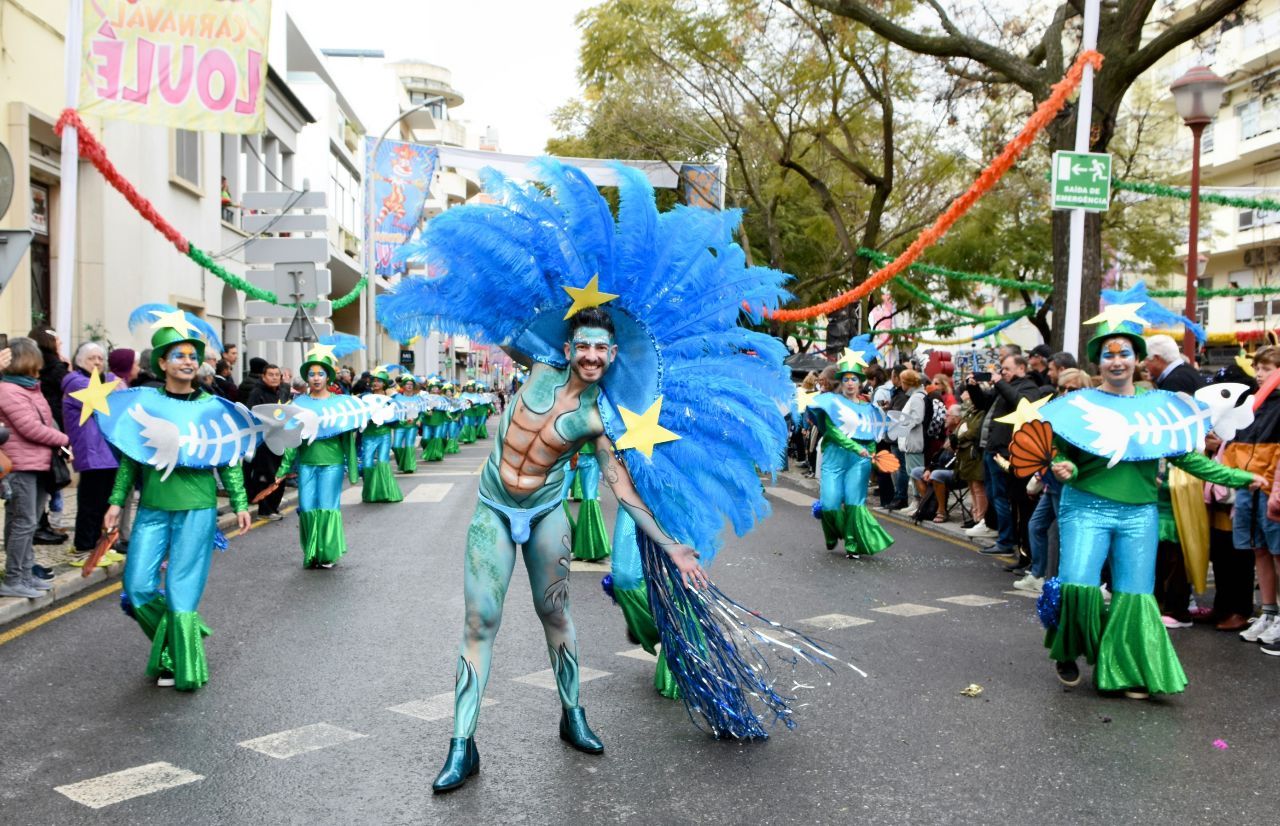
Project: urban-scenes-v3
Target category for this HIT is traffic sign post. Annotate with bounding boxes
[1051,151,1112,212]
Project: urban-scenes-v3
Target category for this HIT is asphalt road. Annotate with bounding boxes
[1,442,1274,825]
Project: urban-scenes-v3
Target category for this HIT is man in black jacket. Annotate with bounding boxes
[1144,334,1205,395]
[237,356,267,402]
[965,355,1052,565]
[243,364,290,519]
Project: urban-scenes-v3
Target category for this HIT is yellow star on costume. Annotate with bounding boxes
[148,309,197,337]
[795,387,818,412]
[304,343,337,362]
[562,275,619,320]
[1084,303,1145,328]
[69,368,121,425]
[837,349,868,373]
[615,397,681,458]
[994,395,1051,431]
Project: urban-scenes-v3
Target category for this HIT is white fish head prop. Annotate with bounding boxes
[361,393,398,426]
[1196,383,1255,441]
[250,403,309,455]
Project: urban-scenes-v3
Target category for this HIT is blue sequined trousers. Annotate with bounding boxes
[1057,486,1156,593]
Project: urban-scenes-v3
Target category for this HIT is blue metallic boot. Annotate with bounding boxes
[559,707,604,754]
[431,737,479,793]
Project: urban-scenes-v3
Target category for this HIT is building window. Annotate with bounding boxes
[1233,269,1257,322]
[1202,120,1215,153]
[1196,276,1211,326]
[173,129,201,189]
[1237,98,1280,141]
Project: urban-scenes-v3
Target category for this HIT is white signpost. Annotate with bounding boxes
[242,191,332,355]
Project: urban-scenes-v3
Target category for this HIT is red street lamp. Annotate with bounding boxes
[1170,65,1227,360]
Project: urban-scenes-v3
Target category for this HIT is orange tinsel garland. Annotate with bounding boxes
[763,50,1103,323]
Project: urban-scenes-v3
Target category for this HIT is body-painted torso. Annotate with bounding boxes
[480,364,602,508]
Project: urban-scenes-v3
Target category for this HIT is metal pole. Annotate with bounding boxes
[1061,0,1101,358]
[54,0,84,348]
[1184,123,1205,361]
[363,95,445,373]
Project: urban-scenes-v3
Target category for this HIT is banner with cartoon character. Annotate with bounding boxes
[365,138,438,277]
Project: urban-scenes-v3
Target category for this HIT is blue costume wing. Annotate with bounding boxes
[1041,388,1213,467]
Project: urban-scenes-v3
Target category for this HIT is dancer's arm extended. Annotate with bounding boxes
[594,434,709,589]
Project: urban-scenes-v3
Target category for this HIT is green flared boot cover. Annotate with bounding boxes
[569,473,585,501]
[842,505,893,555]
[820,508,844,550]
[444,438,460,454]
[147,611,212,691]
[1094,591,1188,695]
[571,500,611,561]
[300,509,346,567]
[478,424,489,440]
[131,595,169,640]
[1045,583,1106,665]
[424,438,444,462]
[654,650,680,700]
[394,446,418,473]
[460,424,475,444]
[362,461,404,503]
[614,585,660,654]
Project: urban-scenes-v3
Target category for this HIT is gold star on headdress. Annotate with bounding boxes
[615,397,681,458]
[1083,303,1145,329]
[68,368,121,425]
[562,275,619,320]
[305,343,337,362]
[795,387,817,412]
[838,349,868,373]
[148,309,197,337]
[994,395,1051,432]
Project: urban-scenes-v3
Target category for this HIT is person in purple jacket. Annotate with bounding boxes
[62,342,123,561]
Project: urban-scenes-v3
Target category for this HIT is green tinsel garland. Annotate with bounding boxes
[857,247,1054,294]
[186,244,367,310]
[872,305,1036,336]
[1113,178,1280,213]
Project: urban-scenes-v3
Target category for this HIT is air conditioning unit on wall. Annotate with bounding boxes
[1243,245,1280,266]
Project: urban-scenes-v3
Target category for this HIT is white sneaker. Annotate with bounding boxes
[1259,617,1280,646]
[1240,614,1273,643]
[1013,574,1044,593]
[965,523,997,538]
[156,674,176,687]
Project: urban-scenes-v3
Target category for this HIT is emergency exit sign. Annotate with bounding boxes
[1051,151,1112,211]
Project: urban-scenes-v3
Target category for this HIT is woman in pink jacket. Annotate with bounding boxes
[0,337,71,598]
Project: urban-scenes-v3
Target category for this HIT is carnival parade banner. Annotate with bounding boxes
[679,163,723,210]
[365,138,438,277]
[79,0,272,134]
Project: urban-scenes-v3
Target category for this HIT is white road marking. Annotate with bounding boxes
[570,560,610,573]
[55,762,203,809]
[799,613,874,630]
[402,483,453,503]
[766,487,814,508]
[513,666,611,690]
[617,647,658,662]
[387,692,495,722]
[937,595,1007,607]
[237,723,366,759]
[1004,590,1041,599]
[872,603,946,617]
[340,485,363,506]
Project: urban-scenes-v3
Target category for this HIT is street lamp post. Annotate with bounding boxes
[364,95,446,370]
[1171,66,1226,361]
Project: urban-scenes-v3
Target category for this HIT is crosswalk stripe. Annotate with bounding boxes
[616,647,658,662]
[237,723,366,759]
[387,692,495,722]
[799,613,874,630]
[55,762,203,809]
[401,483,453,503]
[766,487,814,508]
[872,603,946,617]
[937,595,1007,607]
[513,667,611,690]
[1004,590,1040,599]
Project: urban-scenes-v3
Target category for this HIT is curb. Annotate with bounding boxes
[0,487,301,630]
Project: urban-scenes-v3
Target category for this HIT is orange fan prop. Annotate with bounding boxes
[1009,420,1055,478]
[873,450,900,474]
[82,529,120,578]
[251,474,294,504]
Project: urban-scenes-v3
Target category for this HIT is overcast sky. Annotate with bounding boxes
[288,0,596,156]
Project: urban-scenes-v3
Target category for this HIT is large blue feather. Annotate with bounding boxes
[319,333,365,358]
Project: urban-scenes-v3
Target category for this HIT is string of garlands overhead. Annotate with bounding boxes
[754,50,1103,323]
[55,109,366,312]
[1113,178,1280,214]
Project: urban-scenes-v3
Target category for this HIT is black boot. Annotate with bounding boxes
[559,707,604,754]
[431,737,479,793]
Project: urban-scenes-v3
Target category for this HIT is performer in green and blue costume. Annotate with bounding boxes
[360,369,404,503]
[392,374,422,473]
[276,344,360,568]
[568,440,610,561]
[421,378,449,461]
[442,383,462,455]
[101,305,255,691]
[381,159,809,793]
[806,349,894,557]
[1040,303,1263,697]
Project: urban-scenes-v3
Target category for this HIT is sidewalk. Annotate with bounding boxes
[0,480,300,627]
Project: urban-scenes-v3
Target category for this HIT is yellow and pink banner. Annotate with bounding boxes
[79,0,272,134]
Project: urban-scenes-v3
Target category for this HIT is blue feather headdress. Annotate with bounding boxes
[318,333,365,358]
[127,302,224,354]
[1101,281,1206,345]
[382,159,792,561]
